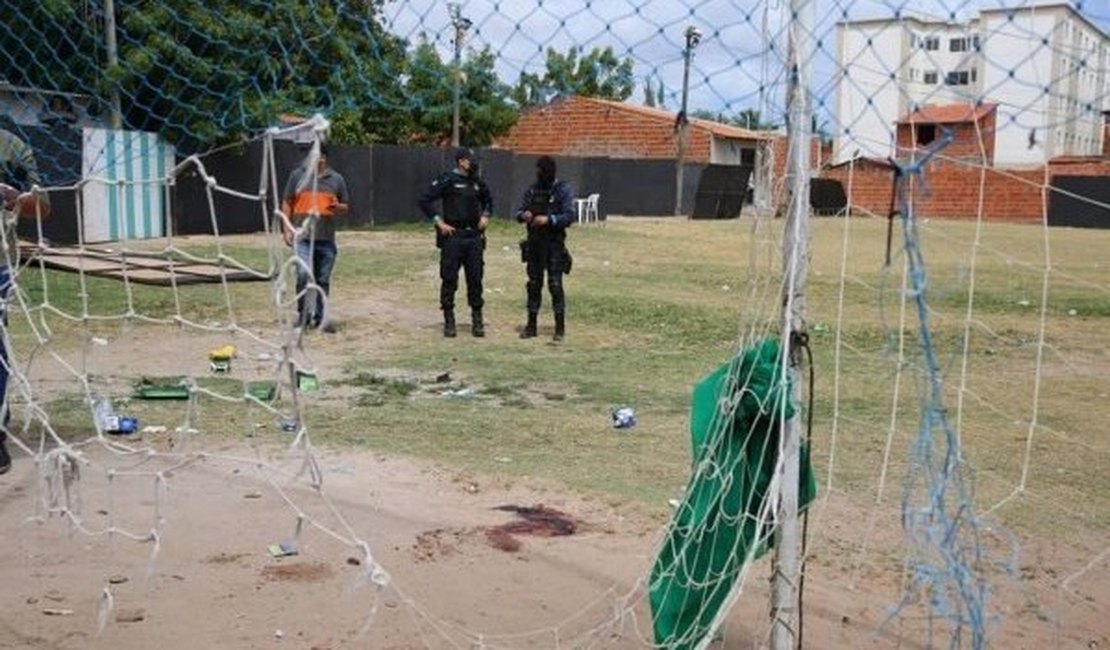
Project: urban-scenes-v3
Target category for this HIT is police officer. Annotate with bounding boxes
[514,155,573,341]
[418,148,492,338]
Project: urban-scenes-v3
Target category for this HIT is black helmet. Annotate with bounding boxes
[455,147,476,162]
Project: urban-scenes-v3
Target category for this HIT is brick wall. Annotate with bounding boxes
[895,112,997,166]
[820,157,1110,222]
[767,134,831,210]
[496,95,716,161]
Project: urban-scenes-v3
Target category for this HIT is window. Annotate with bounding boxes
[945,70,970,86]
[950,37,968,52]
[972,35,981,51]
[923,70,939,84]
[924,36,940,51]
[916,124,937,146]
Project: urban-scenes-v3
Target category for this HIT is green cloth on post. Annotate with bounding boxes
[649,338,817,649]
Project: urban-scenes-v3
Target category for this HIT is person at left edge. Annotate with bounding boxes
[0,127,51,474]
[418,148,492,338]
[281,142,349,333]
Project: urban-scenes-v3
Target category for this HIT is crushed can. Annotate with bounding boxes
[611,407,636,429]
[105,415,139,435]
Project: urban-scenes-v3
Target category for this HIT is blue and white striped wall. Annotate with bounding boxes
[81,128,173,243]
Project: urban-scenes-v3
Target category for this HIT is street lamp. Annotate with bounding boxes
[449,3,472,147]
[675,25,702,216]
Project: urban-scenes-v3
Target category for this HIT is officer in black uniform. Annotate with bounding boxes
[514,155,574,340]
[418,148,493,338]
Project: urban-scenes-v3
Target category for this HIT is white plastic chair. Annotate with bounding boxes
[575,193,600,224]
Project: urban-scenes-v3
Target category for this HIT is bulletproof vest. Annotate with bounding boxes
[441,172,483,228]
[529,187,553,215]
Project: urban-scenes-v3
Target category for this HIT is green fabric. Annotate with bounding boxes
[649,338,817,649]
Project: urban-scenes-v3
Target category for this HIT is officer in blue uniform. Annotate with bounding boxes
[514,156,573,340]
[418,148,492,338]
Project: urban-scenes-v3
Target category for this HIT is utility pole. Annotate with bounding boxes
[103,0,122,129]
[674,25,701,217]
[449,3,471,148]
[770,0,813,648]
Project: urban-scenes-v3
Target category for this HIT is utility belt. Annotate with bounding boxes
[519,239,572,274]
[449,224,483,237]
[437,224,484,249]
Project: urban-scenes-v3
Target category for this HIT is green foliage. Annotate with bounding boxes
[109,1,408,149]
[7,1,410,150]
[639,76,668,109]
[512,46,635,107]
[732,108,779,130]
[399,41,516,146]
[1,2,104,95]
[692,107,779,130]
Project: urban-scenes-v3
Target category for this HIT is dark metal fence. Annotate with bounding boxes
[1048,176,1110,229]
[17,126,746,243]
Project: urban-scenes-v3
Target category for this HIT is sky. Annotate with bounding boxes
[380,0,1110,124]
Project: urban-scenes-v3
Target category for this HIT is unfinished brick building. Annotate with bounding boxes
[820,102,1110,223]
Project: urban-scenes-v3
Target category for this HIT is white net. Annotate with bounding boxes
[0,1,1107,649]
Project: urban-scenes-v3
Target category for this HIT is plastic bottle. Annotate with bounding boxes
[94,396,114,431]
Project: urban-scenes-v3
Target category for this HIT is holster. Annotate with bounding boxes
[519,239,529,263]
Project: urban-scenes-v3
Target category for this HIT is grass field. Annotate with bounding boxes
[13,215,1110,537]
[10,215,1110,583]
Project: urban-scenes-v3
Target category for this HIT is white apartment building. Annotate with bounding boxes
[834,2,1109,166]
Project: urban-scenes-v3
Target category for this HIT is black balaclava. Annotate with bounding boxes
[536,155,556,187]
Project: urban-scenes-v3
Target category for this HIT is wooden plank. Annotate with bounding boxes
[21,245,271,286]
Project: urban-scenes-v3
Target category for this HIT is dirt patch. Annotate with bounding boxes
[203,552,249,565]
[259,561,333,583]
[411,527,471,562]
[333,369,576,409]
[0,444,1105,649]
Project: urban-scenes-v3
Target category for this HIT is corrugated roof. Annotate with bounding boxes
[898,103,998,125]
[578,96,771,140]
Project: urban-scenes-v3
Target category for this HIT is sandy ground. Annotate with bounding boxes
[0,443,663,649]
[1,438,1107,650]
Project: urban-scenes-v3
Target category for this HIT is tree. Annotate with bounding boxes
[731,108,779,131]
[643,77,656,107]
[113,1,412,150]
[692,110,727,123]
[5,1,411,150]
[513,46,635,107]
[404,41,516,146]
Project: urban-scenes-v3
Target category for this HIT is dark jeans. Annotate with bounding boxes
[525,242,566,316]
[296,239,338,327]
[0,265,10,444]
[439,232,485,312]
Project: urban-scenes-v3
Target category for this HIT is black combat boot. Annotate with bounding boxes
[553,313,565,341]
[519,312,538,339]
[443,310,457,338]
[471,309,485,337]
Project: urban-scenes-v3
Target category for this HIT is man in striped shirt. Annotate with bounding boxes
[281,143,349,333]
